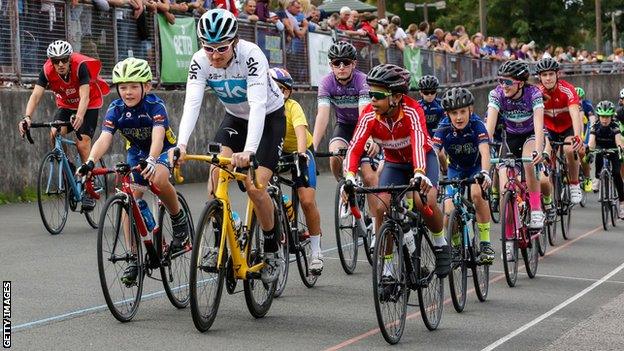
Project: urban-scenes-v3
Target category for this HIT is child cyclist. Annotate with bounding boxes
[576,86,595,192]
[433,87,494,264]
[344,64,451,280]
[269,67,324,275]
[587,100,624,219]
[417,75,446,136]
[77,58,191,284]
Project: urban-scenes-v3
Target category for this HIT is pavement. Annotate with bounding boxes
[1,173,624,350]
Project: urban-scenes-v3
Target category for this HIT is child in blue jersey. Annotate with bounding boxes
[77,58,190,285]
[576,86,596,192]
[433,87,494,264]
[417,75,446,136]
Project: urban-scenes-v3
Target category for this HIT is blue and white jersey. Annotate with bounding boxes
[178,39,284,152]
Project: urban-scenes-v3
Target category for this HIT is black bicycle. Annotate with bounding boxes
[344,180,443,344]
[590,148,622,230]
[546,140,576,244]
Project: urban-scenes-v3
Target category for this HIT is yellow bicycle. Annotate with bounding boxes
[174,145,278,332]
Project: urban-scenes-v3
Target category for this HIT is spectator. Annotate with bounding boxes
[350,9,360,29]
[609,47,624,62]
[239,0,259,22]
[213,0,238,17]
[439,32,454,53]
[469,32,484,59]
[107,0,152,60]
[453,33,471,55]
[483,36,502,60]
[325,12,340,30]
[542,44,554,59]
[414,21,429,48]
[405,23,418,46]
[390,16,408,44]
[358,12,378,44]
[565,46,576,62]
[254,0,269,21]
[431,27,444,42]
[454,25,466,37]
[282,0,308,40]
[267,11,285,32]
[337,6,350,29]
[508,37,519,58]
[386,23,406,50]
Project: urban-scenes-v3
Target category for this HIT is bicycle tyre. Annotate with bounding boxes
[500,191,519,287]
[610,178,618,227]
[158,192,194,309]
[446,209,467,313]
[488,167,500,223]
[37,151,69,235]
[358,192,374,266]
[600,171,610,230]
[417,230,444,330]
[294,203,318,288]
[189,200,225,332]
[522,231,539,279]
[560,182,572,240]
[97,194,143,322]
[471,223,489,302]
[537,211,547,257]
[273,200,290,298]
[334,179,358,274]
[372,221,407,344]
[548,173,560,246]
[243,213,277,318]
[84,160,110,229]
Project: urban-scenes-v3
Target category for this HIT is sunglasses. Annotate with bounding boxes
[203,41,234,54]
[421,90,436,95]
[51,57,70,65]
[331,59,353,68]
[369,91,392,100]
[498,78,519,86]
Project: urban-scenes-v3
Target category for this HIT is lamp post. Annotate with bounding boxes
[404,1,446,23]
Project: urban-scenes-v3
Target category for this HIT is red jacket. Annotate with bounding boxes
[43,53,109,109]
[213,0,238,17]
[360,21,378,44]
[346,95,432,174]
[539,79,580,134]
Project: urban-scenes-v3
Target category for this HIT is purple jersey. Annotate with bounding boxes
[317,70,370,125]
[488,85,544,135]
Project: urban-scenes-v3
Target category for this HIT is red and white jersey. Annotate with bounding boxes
[539,79,580,133]
[345,95,432,174]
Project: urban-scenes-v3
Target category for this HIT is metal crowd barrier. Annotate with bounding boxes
[2,0,624,88]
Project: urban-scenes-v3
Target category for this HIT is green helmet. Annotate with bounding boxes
[112,57,152,84]
[595,100,615,116]
[575,87,585,99]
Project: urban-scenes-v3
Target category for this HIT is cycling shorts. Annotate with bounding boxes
[53,108,99,138]
[378,150,440,187]
[291,149,317,189]
[445,165,481,198]
[504,132,535,159]
[127,148,170,186]
[214,106,286,171]
[547,127,574,144]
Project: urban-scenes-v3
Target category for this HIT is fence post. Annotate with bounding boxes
[112,9,119,63]
[10,0,22,84]
[153,13,161,86]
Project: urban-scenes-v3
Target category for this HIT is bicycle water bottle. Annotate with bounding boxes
[137,199,155,232]
[232,211,242,233]
[282,194,295,222]
[403,227,416,255]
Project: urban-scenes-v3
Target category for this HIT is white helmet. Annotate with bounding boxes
[619,88,624,99]
[197,9,238,45]
[47,40,73,58]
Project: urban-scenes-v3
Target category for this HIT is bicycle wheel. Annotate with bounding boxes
[560,182,572,240]
[157,192,194,309]
[273,200,290,298]
[522,231,539,279]
[37,151,69,235]
[600,171,610,230]
[97,194,144,322]
[243,213,276,318]
[189,200,225,332]
[417,230,444,330]
[372,221,407,345]
[500,191,519,287]
[294,203,318,288]
[537,207,548,257]
[548,173,560,246]
[84,160,110,229]
[446,209,467,313]
[334,180,358,274]
[488,167,500,223]
[358,192,374,266]
[609,178,618,227]
[471,223,489,302]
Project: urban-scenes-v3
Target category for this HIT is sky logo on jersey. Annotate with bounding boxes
[207,79,248,104]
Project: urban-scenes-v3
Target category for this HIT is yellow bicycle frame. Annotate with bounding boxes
[175,154,265,280]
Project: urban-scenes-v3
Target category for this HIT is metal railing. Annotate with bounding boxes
[2,0,624,88]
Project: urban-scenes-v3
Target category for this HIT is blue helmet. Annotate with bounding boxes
[269,67,294,89]
[197,9,238,45]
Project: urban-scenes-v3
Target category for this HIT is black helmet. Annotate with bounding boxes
[441,87,474,111]
[328,41,357,61]
[497,60,530,81]
[535,57,560,74]
[366,64,410,94]
[418,75,439,90]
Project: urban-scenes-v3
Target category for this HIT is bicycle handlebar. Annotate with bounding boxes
[314,148,347,157]
[172,149,261,189]
[22,120,83,144]
[343,179,434,217]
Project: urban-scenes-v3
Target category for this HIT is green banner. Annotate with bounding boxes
[157,14,198,83]
[403,46,422,90]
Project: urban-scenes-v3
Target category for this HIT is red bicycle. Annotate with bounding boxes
[96,161,194,322]
[492,153,542,287]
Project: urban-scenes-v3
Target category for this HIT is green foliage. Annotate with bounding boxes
[0,187,37,205]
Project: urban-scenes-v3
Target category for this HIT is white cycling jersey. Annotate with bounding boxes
[178,39,284,152]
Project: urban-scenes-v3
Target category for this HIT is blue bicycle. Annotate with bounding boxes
[441,176,489,313]
[23,120,109,234]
